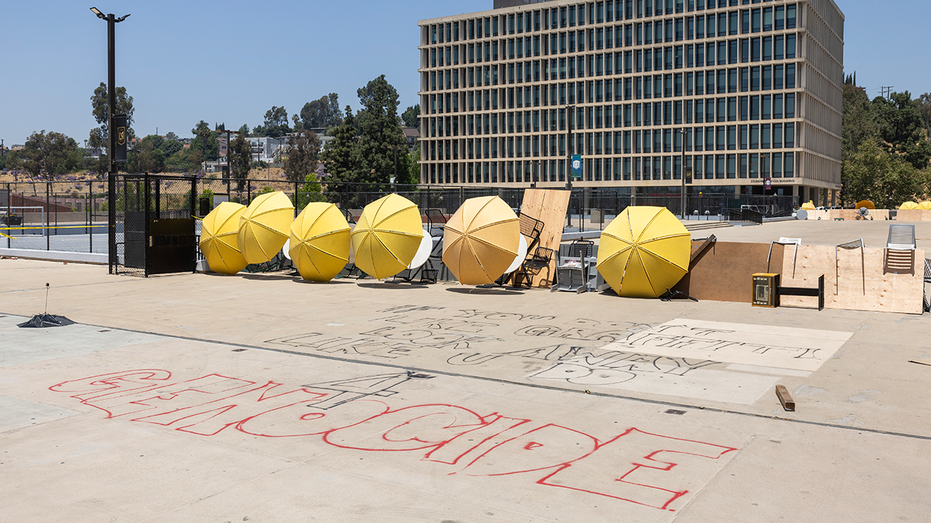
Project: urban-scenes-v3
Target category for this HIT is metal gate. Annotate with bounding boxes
[109,174,197,277]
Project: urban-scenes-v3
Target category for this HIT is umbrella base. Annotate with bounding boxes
[18,314,76,328]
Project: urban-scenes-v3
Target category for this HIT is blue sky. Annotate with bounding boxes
[1,0,928,147]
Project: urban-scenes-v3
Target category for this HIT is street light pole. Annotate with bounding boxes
[680,128,686,219]
[90,8,129,177]
[565,104,574,190]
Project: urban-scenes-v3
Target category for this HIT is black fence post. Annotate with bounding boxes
[108,174,115,273]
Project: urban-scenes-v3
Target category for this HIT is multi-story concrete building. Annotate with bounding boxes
[418,0,843,205]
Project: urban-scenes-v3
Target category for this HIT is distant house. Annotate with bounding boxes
[403,127,419,151]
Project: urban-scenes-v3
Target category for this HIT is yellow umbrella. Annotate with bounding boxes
[443,196,520,285]
[199,202,248,275]
[597,206,691,298]
[919,201,931,210]
[801,200,817,211]
[351,194,423,279]
[289,202,351,282]
[900,201,920,210]
[238,191,295,265]
[855,199,875,210]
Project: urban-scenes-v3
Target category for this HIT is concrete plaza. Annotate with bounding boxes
[1,219,930,522]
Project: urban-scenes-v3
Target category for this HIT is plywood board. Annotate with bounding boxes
[514,189,571,287]
[807,209,891,221]
[895,209,931,222]
[779,245,924,314]
[674,241,784,303]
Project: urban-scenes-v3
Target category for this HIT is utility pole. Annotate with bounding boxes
[880,86,894,99]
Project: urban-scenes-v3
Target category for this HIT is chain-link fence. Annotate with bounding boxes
[2,174,801,259]
[2,179,108,254]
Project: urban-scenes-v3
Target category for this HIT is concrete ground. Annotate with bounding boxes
[2,219,931,522]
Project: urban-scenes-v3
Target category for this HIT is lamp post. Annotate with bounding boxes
[678,128,687,219]
[565,104,575,190]
[90,8,130,176]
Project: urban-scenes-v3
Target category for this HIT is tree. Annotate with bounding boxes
[401,105,421,129]
[872,91,931,170]
[841,84,878,165]
[88,82,134,161]
[917,92,931,134]
[16,130,82,178]
[261,106,290,137]
[283,129,322,183]
[843,140,922,208]
[353,75,407,186]
[127,135,166,173]
[299,93,343,130]
[191,121,219,166]
[320,106,359,195]
[229,133,252,192]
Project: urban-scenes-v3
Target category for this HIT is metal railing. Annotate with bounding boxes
[2,174,801,257]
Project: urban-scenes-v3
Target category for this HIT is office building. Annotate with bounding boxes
[418,0,843,204]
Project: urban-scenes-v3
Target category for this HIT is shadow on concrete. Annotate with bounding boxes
[446,287,525,295]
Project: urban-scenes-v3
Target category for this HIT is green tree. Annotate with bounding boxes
[872,91,931,170]
[191,121,219,166]
[843,140,922,208]
[353,75,407,186]
[283,129,322,183]
[401,104,421,129]
[88,82,135,166]
[299,93,343,130]
[127,135,167,173]
[16,130,82,178]
[404,144,421,185]
[841,84,878,165]
[320,106,359,195]
[917,92,931,133]
[261,106,290,137]
[229,133,252,192]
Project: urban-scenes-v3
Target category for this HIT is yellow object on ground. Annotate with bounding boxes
[199,202,249,275]
[855,200,875,210]
[351,194,423,279]
[597,206,691,298]
[900,201,920,210]
[289,202,351,282]
[801,200,816,211]
[919,201,931,210]
[237,191,295,265]
[443,196,520,285]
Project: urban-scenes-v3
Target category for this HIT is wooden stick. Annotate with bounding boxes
[775,385,795,411]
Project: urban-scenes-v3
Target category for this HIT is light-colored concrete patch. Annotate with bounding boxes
[529,357,779,405]
[0,394,79,432]
[600,318,853,372]
[0,316,161,368]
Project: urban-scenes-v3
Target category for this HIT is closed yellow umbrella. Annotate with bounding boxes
[289,202,351,282]
[597,206,691,298]
[199,202,248,275]
[238,191,295,265]
[919,201,931,210]
[855,199,875,210]
[900,201,920,210]
[443,196,520,285]
[351,194,423,279]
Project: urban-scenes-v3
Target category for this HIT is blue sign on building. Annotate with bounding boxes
[571,154,582,179]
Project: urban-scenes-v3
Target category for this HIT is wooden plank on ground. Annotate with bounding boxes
[775,385,795,411]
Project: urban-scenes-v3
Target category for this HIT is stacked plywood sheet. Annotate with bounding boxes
[514,189,571,288]
[779,245,924,314]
